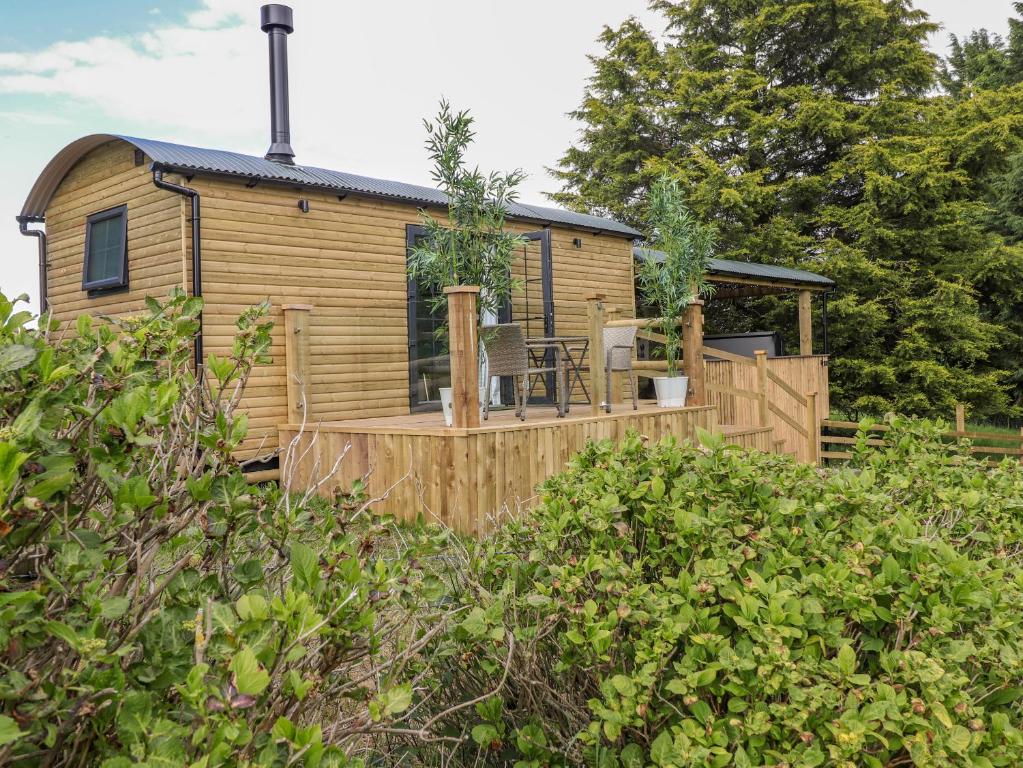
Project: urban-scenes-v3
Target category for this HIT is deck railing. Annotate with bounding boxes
[587,294,827,462]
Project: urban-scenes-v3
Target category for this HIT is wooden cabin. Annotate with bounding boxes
[15,4,834,535]
[18,133,640,455]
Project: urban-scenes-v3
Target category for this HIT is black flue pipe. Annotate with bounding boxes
[17,217,47,313]
[261,4,295,165]
[152,169,204,372]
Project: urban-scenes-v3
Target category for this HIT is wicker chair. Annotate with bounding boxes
[481,324,565,421]
[603,325,639,412]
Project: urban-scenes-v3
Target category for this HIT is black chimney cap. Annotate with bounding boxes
[260,4,294,34]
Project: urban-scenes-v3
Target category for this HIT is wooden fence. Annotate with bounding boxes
[705,353,829,462]
[820,413,1023,464]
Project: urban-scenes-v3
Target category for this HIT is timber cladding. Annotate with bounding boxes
[43,140,186,321]
[278,405,716,536]
[42,137,638,459]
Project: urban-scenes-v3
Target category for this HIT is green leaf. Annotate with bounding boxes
[100,596,131,619]
[378,684,413,717]
[290,542,320,592]
[882,555,901,584]
[947,725,971,754]
[0,343,37,374]
[837,644,856,677]
[650,729,676,767]
[650,476,666,500]
[472,723,499,746]
[230,647,270,696]
[236,593,269,622]
[0,715,25,747]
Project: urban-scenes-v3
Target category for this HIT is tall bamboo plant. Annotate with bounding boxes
[636,175,715,377]
[408,100,526,327]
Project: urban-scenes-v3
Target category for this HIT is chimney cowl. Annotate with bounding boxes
[260,4,296,165]
[260,4,293,33]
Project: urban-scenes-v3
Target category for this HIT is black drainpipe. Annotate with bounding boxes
[152,168,203,372]
[17,217,47,313]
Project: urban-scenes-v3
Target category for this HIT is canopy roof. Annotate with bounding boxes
[19,134,642,239]
[634,247,834,298]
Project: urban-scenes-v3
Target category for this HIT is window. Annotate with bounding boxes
[406,225,450,411]
[82,205,128,292]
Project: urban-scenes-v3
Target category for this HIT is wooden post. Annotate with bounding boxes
[806,391,819,465]
[683,299,705,406]
[282,304,313,425]
[798,289,813,356]
[586,292,607,415]
[955,402,966,433]
[606,305,623,404]
[444,286,481,429]
[755,350,770,428]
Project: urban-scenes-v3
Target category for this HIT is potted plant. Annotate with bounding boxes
[636,174,715,407]
[407,100,526,425]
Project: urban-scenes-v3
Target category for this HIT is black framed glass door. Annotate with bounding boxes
[500,229,555,402]
[407,224,450,412]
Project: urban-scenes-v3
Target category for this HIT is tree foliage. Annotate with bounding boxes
[552,0,1023,418]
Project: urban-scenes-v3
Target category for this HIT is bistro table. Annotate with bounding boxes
[526,335,590,411]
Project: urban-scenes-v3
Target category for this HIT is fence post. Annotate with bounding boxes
[606,305,623,405]
[955,402,966,433]
[586,292,607,415]
[806,391,819,465]
[282,303,313,425]
[444,286,480,429]
[683,299,705,406]
[755,350,769,428]
[798,289,813,356]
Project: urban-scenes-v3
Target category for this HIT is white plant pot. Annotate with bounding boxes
[439,387,454,426]
[653,376,689,408]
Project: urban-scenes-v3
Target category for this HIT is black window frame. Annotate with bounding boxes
[82,204,129,293]
[406,223,448,413]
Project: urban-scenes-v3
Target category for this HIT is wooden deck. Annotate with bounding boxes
[280,401,733,535]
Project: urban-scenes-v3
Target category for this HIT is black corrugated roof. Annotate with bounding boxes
[19,134,642,238]
[634,247,834,288]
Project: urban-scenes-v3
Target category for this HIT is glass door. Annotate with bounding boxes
[501,229,555,402]
[407,224,450,412]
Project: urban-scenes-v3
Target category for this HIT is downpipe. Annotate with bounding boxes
[17,217,47,314]
[152,168,204,373]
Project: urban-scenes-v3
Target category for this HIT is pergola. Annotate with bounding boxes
[634,248,836,356]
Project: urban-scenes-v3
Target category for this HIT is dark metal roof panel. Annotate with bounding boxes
[634,247,834,288]
[19,134,641,237]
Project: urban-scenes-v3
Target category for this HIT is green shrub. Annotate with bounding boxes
[428,423,1023,767]
[0,291,449,767]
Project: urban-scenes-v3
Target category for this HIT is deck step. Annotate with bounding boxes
[720,424,774,453]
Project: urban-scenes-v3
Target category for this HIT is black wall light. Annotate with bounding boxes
[572,237,583,248]
[298,199,310,213]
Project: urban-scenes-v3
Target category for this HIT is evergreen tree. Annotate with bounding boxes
[553,0,1023,418]
[941,3,1023,96]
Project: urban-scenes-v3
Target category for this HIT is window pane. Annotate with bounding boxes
[86,214,125,284]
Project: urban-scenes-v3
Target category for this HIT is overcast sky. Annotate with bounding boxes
[0,0,1015,314]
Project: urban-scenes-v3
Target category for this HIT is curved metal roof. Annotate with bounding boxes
[634,246,834,288]
[19,134,642,238]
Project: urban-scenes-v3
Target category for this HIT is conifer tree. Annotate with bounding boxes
[553,0,1023,417]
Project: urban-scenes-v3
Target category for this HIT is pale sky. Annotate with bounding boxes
[0,0,1015,314]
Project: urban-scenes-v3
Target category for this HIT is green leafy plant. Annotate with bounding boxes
[636,175,714,377]
[0,290,454,766]
[424,421,1023,766]
[407,99,527,325]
